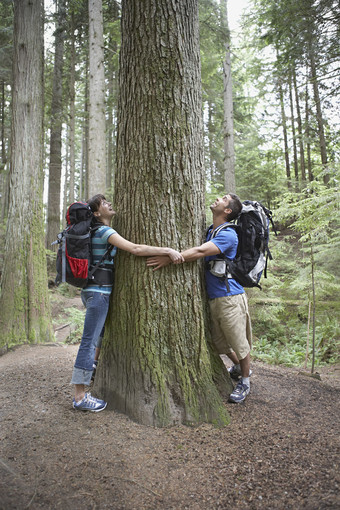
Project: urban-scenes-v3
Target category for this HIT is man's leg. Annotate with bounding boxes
[239,352,250,378]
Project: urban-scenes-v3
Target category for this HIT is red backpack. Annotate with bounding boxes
[54,202,113,288]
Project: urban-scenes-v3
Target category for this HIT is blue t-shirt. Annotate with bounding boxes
[205,224,244,299]
[83,225,117,294]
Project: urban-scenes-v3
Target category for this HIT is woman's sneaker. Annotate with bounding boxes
[227,365,253,380]
[228,381,250,403]
[72,393,107,412]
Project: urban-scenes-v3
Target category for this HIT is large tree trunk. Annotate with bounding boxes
[46,0,66,249]
[0,0,53,350]
[96,0,231,427]
[88,0,106,197]
[222,0,236,193]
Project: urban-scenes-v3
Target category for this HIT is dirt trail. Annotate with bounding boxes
[1,343,339,510]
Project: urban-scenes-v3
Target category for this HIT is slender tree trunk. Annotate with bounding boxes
[106,50,115,193]
[88,0,106,197]
[305,76,313,181]
[68,11,76,204]
[308,40,329,184]
[81,53,89,200]
[46,0,66,248]
[289,77,299,186]
[278,78,291,189]
[310,244,316,374]
[207,102,215,182]
[96,0,231,427]
[0,0,53,350]
[1,81,6,169]
[293,68,306,182]
[0,80,10,221]
[221,0,235,193]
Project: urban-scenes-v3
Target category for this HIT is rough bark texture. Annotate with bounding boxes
[88,0,106,197]
[46,0,66,249]
[96,0,231,427]
[0,0,53,350]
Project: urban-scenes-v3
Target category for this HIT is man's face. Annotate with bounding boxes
[210,195,231,214]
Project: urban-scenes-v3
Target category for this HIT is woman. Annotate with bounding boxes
[71,194,183,412]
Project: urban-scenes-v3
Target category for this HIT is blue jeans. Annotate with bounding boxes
[70,291,110,385]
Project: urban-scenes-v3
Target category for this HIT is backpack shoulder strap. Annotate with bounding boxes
[208,222,238,240]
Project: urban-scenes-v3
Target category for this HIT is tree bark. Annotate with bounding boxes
[68,11,76,204]
[46,0,66,248]
[289,77,299,186]
[278,78,291,189]
[88,0,106,197]
[292,68,306,182]
[0,0,53,350]
[221,0,236,193]
[308,39,329,184]
[305,76,313,181]
[96,0,231,427]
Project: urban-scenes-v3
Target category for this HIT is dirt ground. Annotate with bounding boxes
[1,298,339,510]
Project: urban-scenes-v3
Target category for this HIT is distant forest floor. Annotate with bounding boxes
[1,295,339,509]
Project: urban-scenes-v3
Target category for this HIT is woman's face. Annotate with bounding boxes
[95,199,116,221]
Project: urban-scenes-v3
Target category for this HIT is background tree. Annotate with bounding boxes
[221,0,236,193]
[95,0,231,427]
[46,0,66,248]
[0,0,13,222]
[88,0,106,197]
[0,0,53,350]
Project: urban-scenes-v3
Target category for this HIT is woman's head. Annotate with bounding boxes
[87,194,115,225]
[87,194,106,214]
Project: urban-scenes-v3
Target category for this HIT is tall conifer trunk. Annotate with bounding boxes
[88,0,106,197]
[278,77,291,189]
[293,68,306,182]
[0,0,53,350]
[96,0,231,427]
[46,0,66,248]
[221,0,236,193]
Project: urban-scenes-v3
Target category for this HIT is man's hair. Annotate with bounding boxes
[87,194,106,213]
[226,193,242,221]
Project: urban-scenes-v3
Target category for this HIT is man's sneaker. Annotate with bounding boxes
[72,393,107,412]
[227,365,253,380]
[228,381,250,403]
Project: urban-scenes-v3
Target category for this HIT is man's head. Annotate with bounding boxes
[210,193,242,221]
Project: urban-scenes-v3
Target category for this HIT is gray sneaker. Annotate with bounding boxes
[228,381,250,403]
[72,393,107,412]
[227,365,253,380]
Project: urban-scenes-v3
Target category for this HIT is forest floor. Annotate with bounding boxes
[1,294,340,510]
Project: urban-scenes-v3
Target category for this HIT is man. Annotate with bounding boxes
[147,193,252,403]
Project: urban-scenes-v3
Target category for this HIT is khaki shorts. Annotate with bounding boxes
[209,293,252,361]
